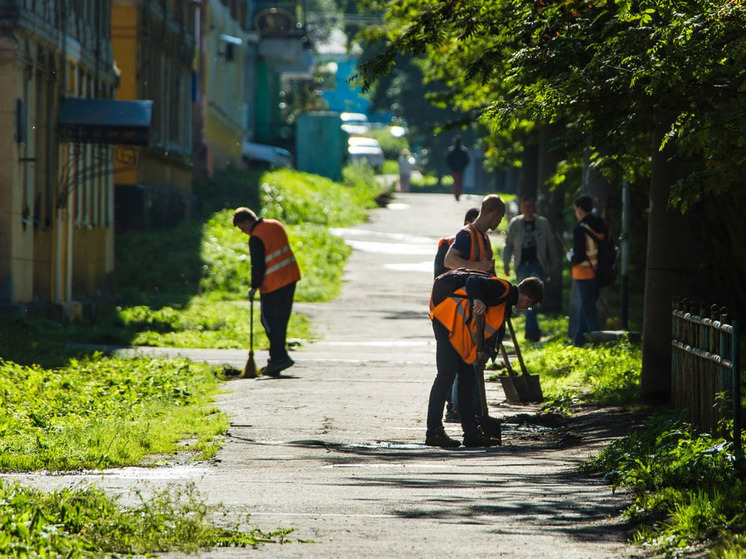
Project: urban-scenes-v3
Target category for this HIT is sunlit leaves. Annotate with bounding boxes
[361,0,746,206]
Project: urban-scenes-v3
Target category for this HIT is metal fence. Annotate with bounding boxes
[671,299,741,460]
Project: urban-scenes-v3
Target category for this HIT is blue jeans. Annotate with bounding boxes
[427,320,478,437]
[517,261,545,341]
[574,279,600,346]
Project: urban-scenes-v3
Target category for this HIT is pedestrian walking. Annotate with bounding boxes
[502,195,558,342]
[445,136,470,201]
[426,270,544,448]
[567,195,609,346]
[397,149,415,192]
[233,207,301,376]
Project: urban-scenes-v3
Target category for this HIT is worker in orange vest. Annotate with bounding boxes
[234,207,301,376]
[426,270,544,448]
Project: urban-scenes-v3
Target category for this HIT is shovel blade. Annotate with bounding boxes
[499,375,524,404]
[500,373,543,404]
[522,374,544,402]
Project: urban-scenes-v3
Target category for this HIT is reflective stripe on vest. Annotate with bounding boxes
[463,223,492,262]
[252,219,301,294]
[429,281,509,364]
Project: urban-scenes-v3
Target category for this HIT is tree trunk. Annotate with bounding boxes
[537,124,565,313]
[640,122,704,400]
[701,190,746,315]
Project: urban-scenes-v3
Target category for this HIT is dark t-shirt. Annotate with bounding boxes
[452,226,494,274]
[520,220,538,264]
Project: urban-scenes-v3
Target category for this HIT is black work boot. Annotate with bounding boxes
[425,426,461,448]
[478,415,502,443]
[463,428,499,448]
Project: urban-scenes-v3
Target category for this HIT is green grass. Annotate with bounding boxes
[495,314,642,408]
[0,353,229,471]
[26,166,386,351]
[0,165,388,554]
[582,414,746,558]
[0,480,297,556]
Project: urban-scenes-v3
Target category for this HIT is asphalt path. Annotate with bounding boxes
[6,192,641,558]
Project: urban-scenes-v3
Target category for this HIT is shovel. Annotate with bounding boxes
[475,316,501,442]
[498,317,543,403]
[240,295,259,378]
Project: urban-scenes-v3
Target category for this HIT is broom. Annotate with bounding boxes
[240,294,260,378]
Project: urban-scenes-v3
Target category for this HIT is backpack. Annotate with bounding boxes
[433,237,453,279]
[431,268,493,308]
[582,226,618,288]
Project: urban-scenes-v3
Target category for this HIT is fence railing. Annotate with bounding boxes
[671,299,741,461]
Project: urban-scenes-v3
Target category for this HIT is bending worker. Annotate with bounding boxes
[425,269,544,448]
[233,207,300,376]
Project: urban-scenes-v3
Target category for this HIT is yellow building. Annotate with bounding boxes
[111,0,197,230]
[0,1,133,317]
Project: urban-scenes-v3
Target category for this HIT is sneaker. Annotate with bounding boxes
[425,427,461,448]
[262,357,295,377]
[463,431,499,448]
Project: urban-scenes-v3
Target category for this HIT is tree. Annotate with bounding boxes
[358,0,746,399]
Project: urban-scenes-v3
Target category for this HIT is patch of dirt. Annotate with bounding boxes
[500,406,649,451]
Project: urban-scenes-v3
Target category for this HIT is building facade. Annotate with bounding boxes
[0,0,121,317]
[112,0,196,230]
[193,0,257,179]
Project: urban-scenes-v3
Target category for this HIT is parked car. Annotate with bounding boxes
[242,140,293,169]
[347,136,384,170]
[340,112,371,135]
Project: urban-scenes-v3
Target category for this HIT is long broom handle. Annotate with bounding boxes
[249,296,254,351]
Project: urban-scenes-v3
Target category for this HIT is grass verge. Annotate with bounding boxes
[0,481,298,556]
[508,315,745,558]
[582,414,746,558]
[0,353,228,471]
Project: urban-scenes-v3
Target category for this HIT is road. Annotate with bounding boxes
[7,192,642,558]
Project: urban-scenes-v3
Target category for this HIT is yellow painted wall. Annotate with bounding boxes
[112,4,139,186]
[112,3,193,193]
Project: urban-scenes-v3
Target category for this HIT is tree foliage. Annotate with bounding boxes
[359,0,746,210]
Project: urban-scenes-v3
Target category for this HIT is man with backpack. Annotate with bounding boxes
[426,269,544,448]
[567,195,610,347]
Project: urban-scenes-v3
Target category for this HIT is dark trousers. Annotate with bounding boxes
[260,282,296,362]
[451,171,464,201]
[427,320,478,438]
[517,261,545,341]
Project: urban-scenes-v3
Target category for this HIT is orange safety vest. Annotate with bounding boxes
[461,223,492,262]
[572,223,605,280]
[251,219,301,294]
[429,278,510,364]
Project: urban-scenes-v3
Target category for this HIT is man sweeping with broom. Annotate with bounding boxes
[233,207,301,377]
